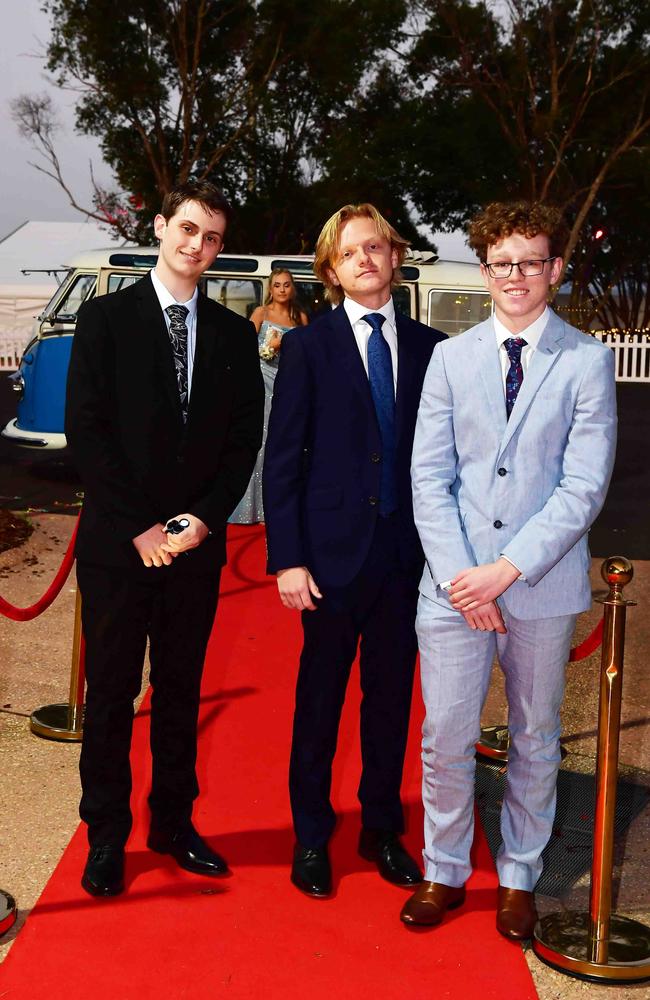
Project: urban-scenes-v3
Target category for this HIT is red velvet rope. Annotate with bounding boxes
[0,515,79,622]
[569,617,604,661]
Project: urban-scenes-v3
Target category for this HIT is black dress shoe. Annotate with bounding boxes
[81,846,125,897]
[147,825,229,877]
[291,844,332,897]
[358,829,423,887]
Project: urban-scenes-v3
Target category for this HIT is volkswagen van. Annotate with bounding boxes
[3,248,492,449]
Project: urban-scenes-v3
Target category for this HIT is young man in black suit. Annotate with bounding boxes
[263,204,447,897]
[66,181,264,897]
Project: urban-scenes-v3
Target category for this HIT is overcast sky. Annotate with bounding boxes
[0,3,112,240]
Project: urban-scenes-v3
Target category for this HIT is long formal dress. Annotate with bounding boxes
[230,318,292,524]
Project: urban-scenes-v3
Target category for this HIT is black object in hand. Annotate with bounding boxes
[164,517,190,535]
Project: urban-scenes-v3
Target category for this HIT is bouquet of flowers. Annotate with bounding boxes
[259,325,284,361]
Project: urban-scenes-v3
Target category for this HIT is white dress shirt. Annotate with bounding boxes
[343,296,398,394]
[151,268,199,394]
[494,306,550,394]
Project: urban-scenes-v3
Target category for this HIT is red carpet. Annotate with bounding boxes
[1,526,537,999]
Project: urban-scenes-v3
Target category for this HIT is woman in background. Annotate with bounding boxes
[230,269,308,524]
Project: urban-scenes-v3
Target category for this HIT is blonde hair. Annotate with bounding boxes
[265,268,302,325]
[313,203,410,305]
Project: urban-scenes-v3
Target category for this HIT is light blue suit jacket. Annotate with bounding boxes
[411,311,617,620]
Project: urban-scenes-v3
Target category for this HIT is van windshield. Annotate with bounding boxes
[45,272,97,325]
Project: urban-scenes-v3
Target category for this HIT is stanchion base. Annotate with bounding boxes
[475,725,567,763]
[0,890,17,938]
[534,911,650,983]
[475,724,510,761]
[30,703,84,742]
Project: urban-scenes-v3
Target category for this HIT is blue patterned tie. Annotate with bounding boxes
[364,312,397,515]
[504,337,527,419]
[166,304,189,422]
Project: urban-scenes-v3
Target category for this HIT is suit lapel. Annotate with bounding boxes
[475,319,508,442]
[328,304,376,413]
[395,313,417,442]
[188,292,221,423]
[136,272,183,420]
[498,311,565,457]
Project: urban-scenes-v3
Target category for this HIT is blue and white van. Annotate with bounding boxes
[3,248,491,449]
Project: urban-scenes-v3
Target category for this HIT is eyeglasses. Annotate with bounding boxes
[484,257,557,279]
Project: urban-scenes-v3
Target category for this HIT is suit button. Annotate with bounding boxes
[493,519,503,529]
[371,453,381,463]
[497,467,507,477]
[369,496,379,506]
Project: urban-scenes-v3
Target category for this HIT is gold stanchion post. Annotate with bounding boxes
[0,890,16,937]
[30,587,85,741]
[533,557,650,983]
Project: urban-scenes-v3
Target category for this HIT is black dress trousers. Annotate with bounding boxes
[77,561,221,848]
[289,514,420,849]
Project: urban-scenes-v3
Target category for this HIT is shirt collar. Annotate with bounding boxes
[494,306,549,350]
[343,295,396,330]
[151,268,199,319]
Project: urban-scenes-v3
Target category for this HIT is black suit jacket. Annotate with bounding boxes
[263,303,447,588]
[65,272,264,575]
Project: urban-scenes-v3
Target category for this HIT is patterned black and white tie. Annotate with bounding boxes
[165,304,189,421]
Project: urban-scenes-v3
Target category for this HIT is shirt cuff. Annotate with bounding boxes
[500,554,525,581]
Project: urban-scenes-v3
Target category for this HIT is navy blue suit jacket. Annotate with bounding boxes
[263,303,447,588]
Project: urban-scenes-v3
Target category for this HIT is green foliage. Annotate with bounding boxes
[18,0,650,326]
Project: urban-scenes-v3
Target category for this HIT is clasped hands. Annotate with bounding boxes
[448,558,521,633]
[132,513,209,568]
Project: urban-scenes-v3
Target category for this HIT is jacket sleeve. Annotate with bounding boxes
[189,320,264,530]
[65,298,158,541]
[411,345,477,584]
[262,329,312,573]
[502,346,617,586]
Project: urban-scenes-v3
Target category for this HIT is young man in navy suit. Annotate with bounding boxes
[263,204,446,896]
[403,201,617,937]
[66,182,264,897]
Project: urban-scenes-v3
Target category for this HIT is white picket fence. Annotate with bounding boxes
[591,332,650,383]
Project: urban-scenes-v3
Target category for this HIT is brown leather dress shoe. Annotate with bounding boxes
[400,880,465,926]
[496,887,538,940]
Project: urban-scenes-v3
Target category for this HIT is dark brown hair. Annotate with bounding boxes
[468,200,568,261]
[161,181,233,227]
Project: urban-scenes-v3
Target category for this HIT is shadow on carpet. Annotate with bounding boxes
[475,758,650,898]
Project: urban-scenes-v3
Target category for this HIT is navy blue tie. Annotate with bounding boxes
[364,312,397,516]
[504,337,527,419]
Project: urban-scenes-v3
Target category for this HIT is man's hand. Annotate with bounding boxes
[277,566,322,611]
[133,523,174,568]
[462,601,507,634]
[449,558,520,611]
[160,513,209,555]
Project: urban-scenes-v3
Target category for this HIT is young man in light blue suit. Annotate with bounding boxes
[402,201,617,938]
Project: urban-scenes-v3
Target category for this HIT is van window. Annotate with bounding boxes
[47,272,97,326]
[428,290,492,336]
[294,280,326,318]
[205,278,262,319]
[107,273,145,294]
